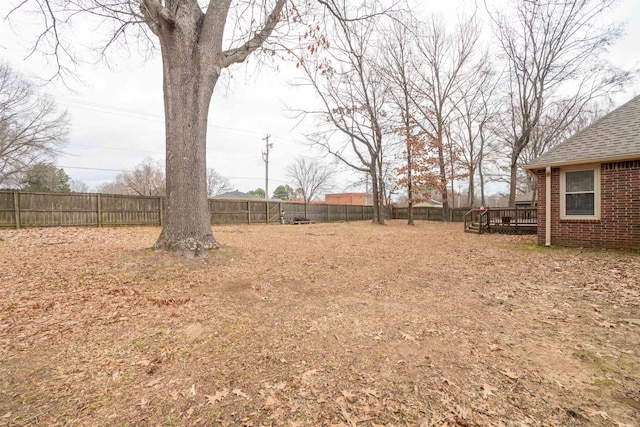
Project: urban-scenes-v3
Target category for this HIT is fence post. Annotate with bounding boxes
[159,197,164,226]
[247,201,251,224]
[13,191,20,229]
[97,194,102,227]
[266,201,270,225]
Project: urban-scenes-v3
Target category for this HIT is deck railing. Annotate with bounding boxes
[464,208,489,234]
[465,207,537,234]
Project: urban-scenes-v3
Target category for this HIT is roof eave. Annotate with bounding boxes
[524,153,640,170]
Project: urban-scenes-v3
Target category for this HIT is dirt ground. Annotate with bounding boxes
[0,221,639,427]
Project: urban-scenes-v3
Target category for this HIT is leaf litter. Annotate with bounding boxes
[0,221,639,426]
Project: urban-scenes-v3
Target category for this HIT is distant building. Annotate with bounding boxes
[413,199,443,208]
[213,191,282,202]
[515,191,537,208]
[324,192,373,206]
[212,190,262,200]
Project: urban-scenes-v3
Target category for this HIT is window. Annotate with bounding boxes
[560,165,600,220]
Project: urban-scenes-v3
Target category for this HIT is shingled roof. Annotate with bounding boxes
[212,190,262,200]
[525,95,640,169]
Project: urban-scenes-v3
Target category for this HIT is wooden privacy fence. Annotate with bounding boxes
[0,190,379,228]
[0,191,163,228]
[208,199,377,225]
[391,206,468,222]
[0,190,467,229]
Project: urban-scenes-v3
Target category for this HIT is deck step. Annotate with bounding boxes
[465,223,481,234]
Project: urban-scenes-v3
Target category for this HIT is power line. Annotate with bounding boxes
[58,165,136,173]
[57,165,290,185]
[53,94,302,143]
[65,142,164,155]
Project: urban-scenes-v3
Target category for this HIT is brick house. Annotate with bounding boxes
[524,95,640,250]
[324,192,373,206]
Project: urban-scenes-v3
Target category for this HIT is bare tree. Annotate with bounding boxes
[286,156,333,204]
[411,14,481,220]
[98,180,130,195]
[489,0,632,206]
[296,1,393,224]
[450,56,500,208]
[121,158,165,196]
[518,103,606,199]
[0,63,68,188]
[99,158,165,196]
[380,19,419,225]
[8,0,290,255]
[206,168,233,198]
[69,179,90,193]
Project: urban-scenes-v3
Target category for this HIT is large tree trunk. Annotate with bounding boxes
[467,167,475,208]
[370,164,385,225]
[436,142,450,222]
[377,154,386,225]
[153,37,219,256]
[508,150,518,207]
[407,147,414,226]
[479,150,486,207]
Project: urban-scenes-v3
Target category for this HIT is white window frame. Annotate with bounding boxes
[560,164,600,220]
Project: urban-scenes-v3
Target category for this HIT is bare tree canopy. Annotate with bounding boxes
[206,168,233,198]
[379,18,422,225]
[410,14,481,220]
[296,0,395,224]
[489,0,633,205]
[286,156,333,203]
[0,63,68,188]
[69,179,90,193]
[98,158,165,196]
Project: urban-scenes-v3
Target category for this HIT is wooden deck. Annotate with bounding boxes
[464,208,537,235]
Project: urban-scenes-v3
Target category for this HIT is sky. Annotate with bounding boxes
[0,0,638,196]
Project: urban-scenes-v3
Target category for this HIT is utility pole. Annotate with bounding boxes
[262,134,273,201]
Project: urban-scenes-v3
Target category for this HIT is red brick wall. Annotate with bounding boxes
[535,160,640,250]
[325,193,373,206]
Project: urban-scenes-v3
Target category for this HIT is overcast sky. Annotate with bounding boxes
[1,0,638,195]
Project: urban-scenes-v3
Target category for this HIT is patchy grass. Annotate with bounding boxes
[0,221,639,426]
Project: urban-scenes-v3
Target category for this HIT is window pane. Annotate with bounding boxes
[566,193,594,215]
[566,170,594,192]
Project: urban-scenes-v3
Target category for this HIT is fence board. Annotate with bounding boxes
[391,206,468,222]
[0,190,467,229]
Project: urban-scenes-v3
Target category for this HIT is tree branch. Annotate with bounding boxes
[220,0,286,68]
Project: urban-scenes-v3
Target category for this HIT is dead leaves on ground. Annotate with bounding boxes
[1,223,639,426]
